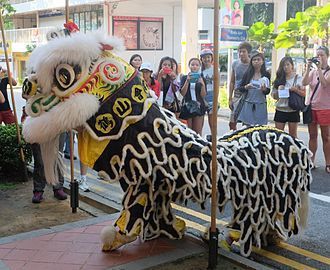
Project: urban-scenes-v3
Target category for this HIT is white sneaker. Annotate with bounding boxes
[78,177,90,192]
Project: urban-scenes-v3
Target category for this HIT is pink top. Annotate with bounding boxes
[308,69,330,110]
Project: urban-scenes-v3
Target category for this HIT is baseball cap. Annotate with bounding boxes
[140,62,153,72]
[200,49,213,57]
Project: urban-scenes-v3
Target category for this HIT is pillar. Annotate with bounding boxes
[181,0,198,74]
[271,0,287,79]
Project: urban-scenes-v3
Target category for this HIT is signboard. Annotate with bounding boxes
[201,43,214,50]
[220,27,247,43]
[220,0,244,26]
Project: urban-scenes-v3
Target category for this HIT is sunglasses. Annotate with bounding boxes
[317,45,329,55]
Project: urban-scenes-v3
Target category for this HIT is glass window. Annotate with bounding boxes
[85,12,91,31]
[91,11,97,30]
[79,13,85,32]
[74,13,79,28]
[97,10,103,28]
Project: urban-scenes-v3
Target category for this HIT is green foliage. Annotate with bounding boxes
[275,4,330,54]
[0,182,16,190]
[25,43,36,54]
[248,22,277,51]
[218,85,229,108]
[0,0,16,29]
[0,124,32,175]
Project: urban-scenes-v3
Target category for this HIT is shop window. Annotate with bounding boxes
[113,16,163,51]
[70,9,103,33]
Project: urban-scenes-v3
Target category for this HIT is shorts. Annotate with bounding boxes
[312,109,330,126]
[0,110,15,125]
[206,102,220,114]
[274,110,300,123]
[229,96,241,122]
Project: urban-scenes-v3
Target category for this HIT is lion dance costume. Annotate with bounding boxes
[22,30,312,257]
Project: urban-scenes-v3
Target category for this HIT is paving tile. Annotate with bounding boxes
[81,265,107,270]
[84,225,104,234]
[65,227,87,233]
[4,249,38,261]
[0,243,16,249]
[50,264,81,270]
[2,260,26,270]
[13,239,48,250]
[31,250,63,263]
[75,233,100,243]
[85,253,118,266]
[33,234,56,241]
[51,232,81,242]
[57,252,91,264]
[19,262,82,270]
[21,262,55,270]
[69,242,100,253]
[0,248,11,259]
[43,241,71,252]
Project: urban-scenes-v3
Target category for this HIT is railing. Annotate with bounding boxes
[10,0,33,4]
[5,27,56,44]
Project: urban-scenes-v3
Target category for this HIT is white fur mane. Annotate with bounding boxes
[27,31,125,95]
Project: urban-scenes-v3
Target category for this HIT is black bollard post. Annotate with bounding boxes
[207,228,219,270]
[70,179,79,213]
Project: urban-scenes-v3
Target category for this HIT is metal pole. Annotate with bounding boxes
[65,0,79,213]
[208,0,220,269]
[0,10,28,181]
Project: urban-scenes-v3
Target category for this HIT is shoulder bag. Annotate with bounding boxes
[288,75,305,111]
[164,82,182,113]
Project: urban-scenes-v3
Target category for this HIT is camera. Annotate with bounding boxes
[309,57,320,65]
[163,67,172,75]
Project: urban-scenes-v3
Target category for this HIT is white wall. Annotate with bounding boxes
[39,15,66,28]
[109,1,182,71]
[200,8,214,41]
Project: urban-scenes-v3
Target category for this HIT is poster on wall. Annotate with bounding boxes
[113,16,163,50]
[220,0,244,26]
[139,19,163,50]
[113,17,138,50]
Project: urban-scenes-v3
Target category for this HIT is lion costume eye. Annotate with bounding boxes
[55,64,75,90]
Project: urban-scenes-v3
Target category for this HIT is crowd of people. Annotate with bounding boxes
[0,42,329,205]
[129,43,330,174]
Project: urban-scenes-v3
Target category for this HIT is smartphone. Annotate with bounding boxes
[190,72,200,83]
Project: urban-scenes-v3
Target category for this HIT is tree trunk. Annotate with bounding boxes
[302,35,308,59]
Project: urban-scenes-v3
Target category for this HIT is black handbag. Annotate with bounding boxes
[302,104,312,124]
[288,75,305,111]
[303,67,330,124]
[179,100,201,119]
[289,92,305,111]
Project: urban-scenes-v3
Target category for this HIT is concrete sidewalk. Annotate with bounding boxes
[0,214,207,270]
[0,212,271,270]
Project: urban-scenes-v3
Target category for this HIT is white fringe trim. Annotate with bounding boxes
[23,93,99,144]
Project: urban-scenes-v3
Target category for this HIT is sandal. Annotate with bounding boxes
[326,165,330,174]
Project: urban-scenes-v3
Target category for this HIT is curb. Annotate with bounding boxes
[62,181,274,270]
